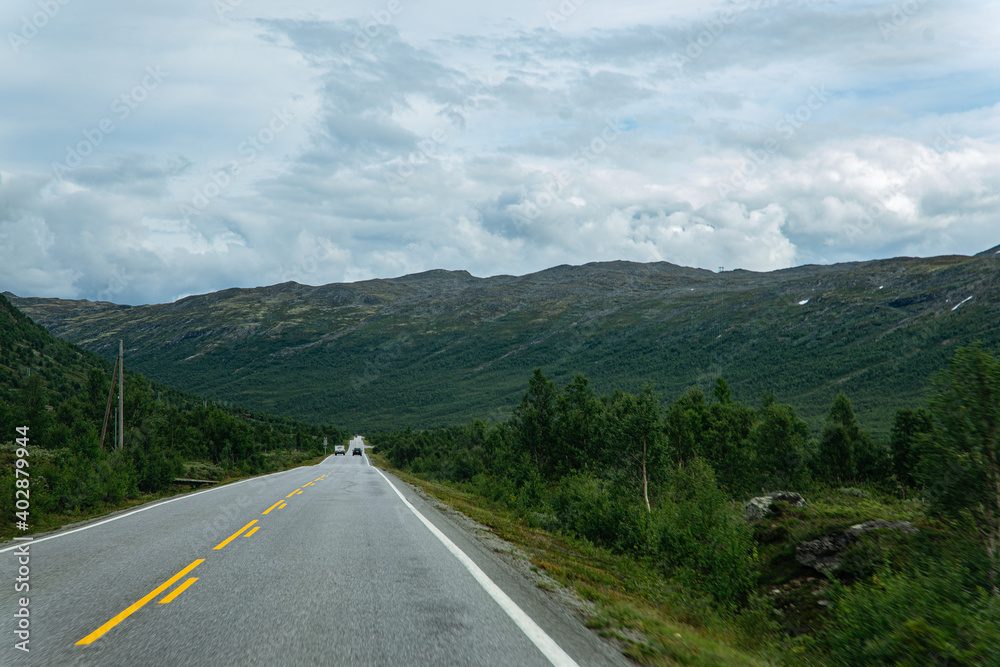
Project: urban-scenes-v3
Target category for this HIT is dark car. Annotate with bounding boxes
[352,447,362,456]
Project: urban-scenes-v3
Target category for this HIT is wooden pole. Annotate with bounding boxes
[98,359,118,450]
[118,340,124,450]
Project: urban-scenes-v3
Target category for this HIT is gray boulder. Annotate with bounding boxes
[796,520,918,573]
[745,491,808,521]
[795,532,859,574]
[849,520,918,536]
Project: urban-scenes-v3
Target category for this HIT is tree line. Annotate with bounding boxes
[1,291,347,530]
[371,344,1000,664]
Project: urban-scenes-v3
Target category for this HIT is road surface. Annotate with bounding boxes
[2,440,628,666]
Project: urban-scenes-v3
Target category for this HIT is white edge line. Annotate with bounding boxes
[374,467,579,667]
[0,465,310,553]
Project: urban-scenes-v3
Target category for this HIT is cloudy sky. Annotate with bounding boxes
[1,0,998,305]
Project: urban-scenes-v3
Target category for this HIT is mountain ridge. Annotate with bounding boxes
[8,253,1000,433]
[976,243,1000,257]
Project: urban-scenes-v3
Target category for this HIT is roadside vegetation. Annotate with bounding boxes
[0,294,346,540]
[371,345,1000,666]
[5,287,1000,663]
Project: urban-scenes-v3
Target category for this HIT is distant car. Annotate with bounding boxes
[352,447,362,456]
[334,445,345,455]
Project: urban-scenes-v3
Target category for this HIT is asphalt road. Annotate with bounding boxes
[1,442,629,666]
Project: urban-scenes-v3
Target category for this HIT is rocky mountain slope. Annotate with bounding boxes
[8,252,1000,433]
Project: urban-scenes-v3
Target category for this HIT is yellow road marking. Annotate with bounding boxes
[285,489,299,498]
[246,526,260,537]
[76,559,204,645]
[303,482,315,487]
[158,578,197,604]
[278,503,287,509]
[262,499,283,515]
[314,477,324,482]
[213,520,258,550]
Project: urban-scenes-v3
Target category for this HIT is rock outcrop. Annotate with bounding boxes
[745,491,808,522]
[848,519,918,536]
[795,520,918,573]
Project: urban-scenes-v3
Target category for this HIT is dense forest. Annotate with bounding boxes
[0,294,347,538]
[372,346,1000,665]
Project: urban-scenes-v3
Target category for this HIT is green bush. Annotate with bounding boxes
[552,473,648,551]
[38,450,134,513]
[652,459,758,609]
[132,443,182,493]
[816,561,1000,666]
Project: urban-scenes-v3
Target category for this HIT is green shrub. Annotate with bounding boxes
[652,459,758,609]
[551,473,649,552]
[816,561,1000,666]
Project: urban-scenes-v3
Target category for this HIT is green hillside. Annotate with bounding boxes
[9,253,1000,436]
[0,294,347,538]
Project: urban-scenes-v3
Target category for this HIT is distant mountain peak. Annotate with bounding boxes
[389,268,475,283]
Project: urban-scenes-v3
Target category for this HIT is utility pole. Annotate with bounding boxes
[118,340,124,450]
[98,342,123,450]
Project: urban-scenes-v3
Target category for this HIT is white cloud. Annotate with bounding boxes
[1,0,998,303]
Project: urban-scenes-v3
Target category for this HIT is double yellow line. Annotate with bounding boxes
[213,520,258,551]
[76,559,204,645]
[77,465,342,646]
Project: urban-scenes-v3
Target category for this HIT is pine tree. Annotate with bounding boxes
[919,345,1000,595]
[513,368,557,476]
[818,392,858,483]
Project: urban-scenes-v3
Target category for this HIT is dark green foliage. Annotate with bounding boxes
[0,294,347,530]
[703,388,758,498]
[552,473,647,551]
[374,371,774,612]
[373,347,1000,664]
[15,373,52,439]
[511,369,557,476]
[664,386,711,467]
[890,407,933,487]
[604,385,665,510]
[817,562,1000,666]
[917,344,1000,593]
[128,424,183,493]
[86,367,110,423]
[817,392,890,484]
[713,376,733,404]
[752,401,810,492]
[818,393,859,482]
[554,375,603,473]
[652,459,758,609]
[35,449,134,513]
